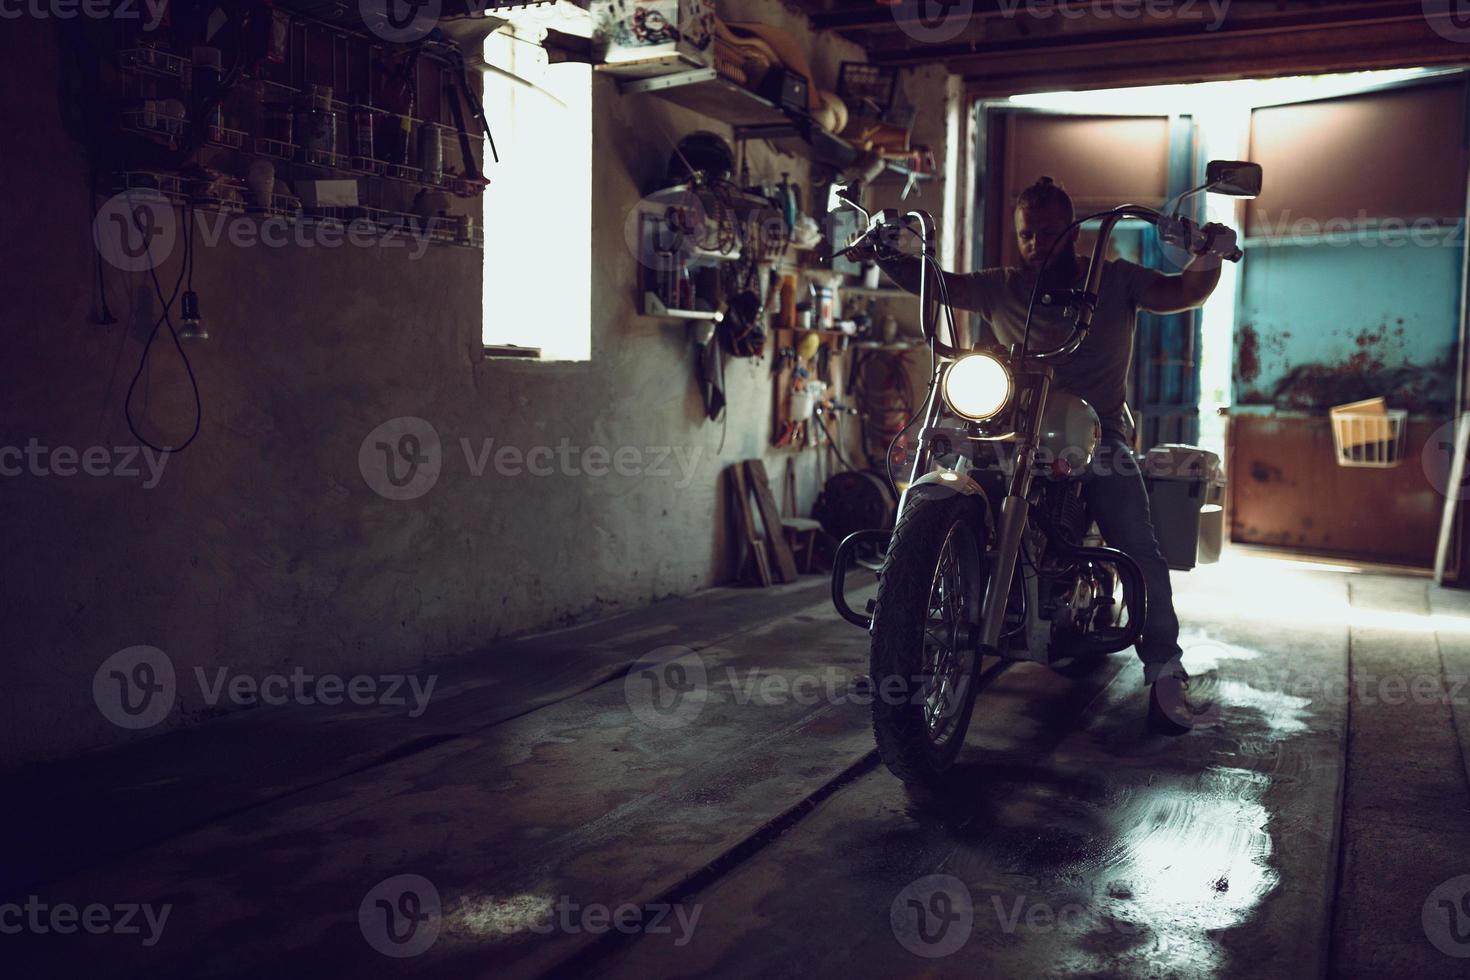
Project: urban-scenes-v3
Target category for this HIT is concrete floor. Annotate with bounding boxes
[6,549,1470,978]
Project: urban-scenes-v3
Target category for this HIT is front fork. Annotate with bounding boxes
[977,372,1048,650]
[893,367,1051,651]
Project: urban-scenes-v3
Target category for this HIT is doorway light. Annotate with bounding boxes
[1004,68,1447,116]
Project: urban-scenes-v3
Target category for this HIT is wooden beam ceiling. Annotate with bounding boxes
[786,1,1470,95]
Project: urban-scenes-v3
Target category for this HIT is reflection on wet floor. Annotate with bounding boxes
[1081,767,1277,969]
[1179,629,1312,737]
[590,559,1349,980]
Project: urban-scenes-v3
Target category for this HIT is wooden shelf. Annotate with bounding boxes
[839,286,909,298]
[612,67,868,173]
[641,292,724,321]
[850,340,921,351]
[613,68,790,129]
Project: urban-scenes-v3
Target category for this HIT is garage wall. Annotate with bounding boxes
[0,8,941,768]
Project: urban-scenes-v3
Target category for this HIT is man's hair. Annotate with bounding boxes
[1016,176,1074,221]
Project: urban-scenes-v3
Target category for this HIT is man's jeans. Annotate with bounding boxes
[1079,435,1184,683]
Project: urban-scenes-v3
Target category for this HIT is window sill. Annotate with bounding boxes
[482,345,543,360]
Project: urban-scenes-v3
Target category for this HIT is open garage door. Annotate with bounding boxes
[979,106,1206,449]
[1229,76,1470,566]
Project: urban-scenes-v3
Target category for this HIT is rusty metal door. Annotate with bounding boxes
[1229,77,1469,564]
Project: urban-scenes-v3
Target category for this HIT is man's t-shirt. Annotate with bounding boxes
[947,258,1163,442]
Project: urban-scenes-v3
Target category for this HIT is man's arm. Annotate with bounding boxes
[1139,224,1231,313]
[1140,255,1221,314]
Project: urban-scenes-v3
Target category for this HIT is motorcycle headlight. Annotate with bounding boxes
[943,353,1012,421]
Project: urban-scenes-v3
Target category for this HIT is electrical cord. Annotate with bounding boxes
[866,226,960,497]
[815,409,855,472]
[852,347,913,470]
[884,367,935,497]
[124,198,202,454]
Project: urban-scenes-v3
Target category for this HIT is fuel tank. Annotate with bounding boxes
[1038,390,1101,477]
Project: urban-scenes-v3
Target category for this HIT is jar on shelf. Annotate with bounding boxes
[190,46,223,131]
[379,114,414,167]
[350,102,377,160]
[417,122,443,184]
[296,84,338,157]
[264,100,294,146]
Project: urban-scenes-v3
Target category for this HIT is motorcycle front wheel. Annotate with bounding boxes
[869,491,990,789]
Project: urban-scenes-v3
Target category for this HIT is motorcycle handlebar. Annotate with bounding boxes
[840,204,1243,362]
[842,209,967,359]
[1029,205,1243,360]
[1157,213,1244,263]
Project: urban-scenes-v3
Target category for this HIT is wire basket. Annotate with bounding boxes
[1330,408,1407,468]
[837,62,898,113]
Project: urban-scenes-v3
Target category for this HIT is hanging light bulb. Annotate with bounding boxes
[178,290,208,341]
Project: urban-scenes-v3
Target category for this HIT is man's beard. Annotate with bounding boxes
[1036,249,1078,291]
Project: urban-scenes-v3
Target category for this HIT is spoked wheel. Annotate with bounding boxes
[869,492,990,789]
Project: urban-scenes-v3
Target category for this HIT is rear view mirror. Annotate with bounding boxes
[1206,160,1262,198]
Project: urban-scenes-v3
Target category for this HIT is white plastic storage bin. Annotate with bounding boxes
[1141,444,1223,571]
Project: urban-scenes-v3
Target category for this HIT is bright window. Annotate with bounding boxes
[482,4,592,361]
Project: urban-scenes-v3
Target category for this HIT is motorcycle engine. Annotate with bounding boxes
[1039,481,1088,546]
[1034,483,1109,636]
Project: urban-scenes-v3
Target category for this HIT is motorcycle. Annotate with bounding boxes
[829,160,1262,788]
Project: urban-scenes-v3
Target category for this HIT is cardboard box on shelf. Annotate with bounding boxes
[592,0,714,74]
[296,179,358,208]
